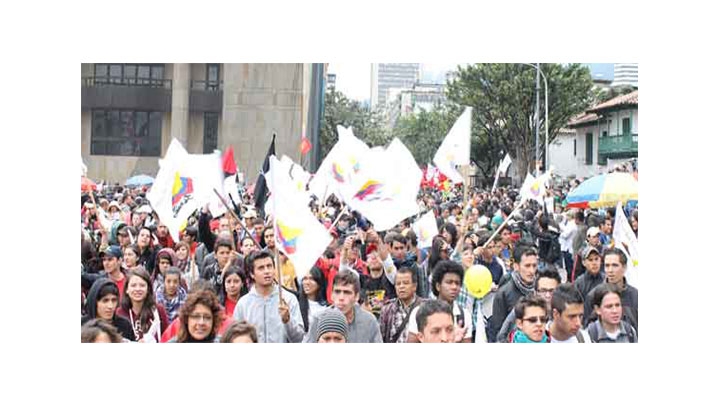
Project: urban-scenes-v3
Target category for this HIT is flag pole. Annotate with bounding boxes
[213,188,262,251]
[482,204,523,249]
[271,144,282,303]
[330,205,350,230]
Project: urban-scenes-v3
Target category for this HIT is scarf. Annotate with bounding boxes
[511,271,535,297]
[512,329,549,343]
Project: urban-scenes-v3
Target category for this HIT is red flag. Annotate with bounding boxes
[300,133,311,155]
[221,146,237,176]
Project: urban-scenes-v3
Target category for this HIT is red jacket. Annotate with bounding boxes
[315,255,368,304]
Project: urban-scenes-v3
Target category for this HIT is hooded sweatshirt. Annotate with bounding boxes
[81,278,134,341]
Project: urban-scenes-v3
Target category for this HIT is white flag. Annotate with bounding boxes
[264,155,312,217]
[520,172,549,205]
[308,125,370,202]
[81,157,88,177]
[498,153,512,175]
[185,151,226,218]
[147,139,198,240]
[271,157,333,280]
[613,202,639,288]
[343,138,421,231]
[433,106,472,184]
[412,210,439,249]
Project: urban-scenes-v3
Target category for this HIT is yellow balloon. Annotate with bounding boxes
[464,265,493,299]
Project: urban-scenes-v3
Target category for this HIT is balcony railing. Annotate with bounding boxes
[599,133,638,155]
[191,80,223,92]
[82,76,172,89]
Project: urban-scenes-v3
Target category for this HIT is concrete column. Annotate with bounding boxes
[171,63,191,147]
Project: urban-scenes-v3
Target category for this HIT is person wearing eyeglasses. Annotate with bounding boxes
[496,268,561,343]
[170,289,223,343]
[508,295,551,343]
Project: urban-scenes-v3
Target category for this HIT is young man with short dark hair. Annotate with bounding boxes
[584,248,638,332]
[508,295,550,343]
[388,233,428,298]
[573,246,604,302]
[304,270,382,343]
[232,250,304,343]
[408,260,472,343]
[496,268,560,343]
[415,300,455,343]
[549,283,591,343]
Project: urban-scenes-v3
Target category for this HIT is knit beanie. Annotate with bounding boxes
[315,308,349,342]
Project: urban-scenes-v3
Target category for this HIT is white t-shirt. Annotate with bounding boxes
[550,329,592,343]
[408,301,473,340]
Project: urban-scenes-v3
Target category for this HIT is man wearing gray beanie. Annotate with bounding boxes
[315,308,348,343]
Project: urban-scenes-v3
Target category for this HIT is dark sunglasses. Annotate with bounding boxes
[523,316,548,324]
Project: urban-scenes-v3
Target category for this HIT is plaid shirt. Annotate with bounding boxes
[156,287,187,322]
[456,285,480,333]
[379,296,425,343]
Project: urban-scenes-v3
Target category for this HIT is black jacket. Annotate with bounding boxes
[81,278,134,341]
[574,270,606,302]
[488,278,531,343]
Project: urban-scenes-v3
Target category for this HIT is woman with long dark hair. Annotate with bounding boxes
[117,268,169,342]
[136,226,159,272]
[298,266,329,334]
[217,266,248,318]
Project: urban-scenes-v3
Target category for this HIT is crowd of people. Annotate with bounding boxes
[81,170,638,343]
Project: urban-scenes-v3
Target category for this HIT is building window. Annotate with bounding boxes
[92,64,165,87]
[204,113,219,153]
[91,109,162,156]
[602,130,608,137]
[573,139,577,156]
[207,64,220,91]
[585,133,593,165]
[622,118,631,135]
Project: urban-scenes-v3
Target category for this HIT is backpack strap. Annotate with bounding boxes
[390,299,420,343]
[587,322,599,342]
[575,330,585,343]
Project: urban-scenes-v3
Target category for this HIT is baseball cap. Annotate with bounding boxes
[100,245,123,259]
[586,227,601,238]
[581,245,601,260]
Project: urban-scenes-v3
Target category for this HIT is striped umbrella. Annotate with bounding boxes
[566,172,638,209]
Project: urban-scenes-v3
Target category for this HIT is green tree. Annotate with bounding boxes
[319,89,390,161]
[445,63,594,181]
[392,105,455,166]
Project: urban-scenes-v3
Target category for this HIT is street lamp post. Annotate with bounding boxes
[521,63,549,176]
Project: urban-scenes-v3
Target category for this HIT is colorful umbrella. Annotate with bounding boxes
[125,174,155,187]
[81,176,97,192]
[566,172,638,209]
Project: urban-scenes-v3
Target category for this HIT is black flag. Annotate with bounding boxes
[253,134,276,215]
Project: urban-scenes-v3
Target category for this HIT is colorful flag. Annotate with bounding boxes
[342,138,421,231]
[412,210,439,249]
[520,172,548,204]
[613,202,639,288]
[433,106,472,184]
[147,139,198,240]
[270,157,332,280]
[309,125,370,202]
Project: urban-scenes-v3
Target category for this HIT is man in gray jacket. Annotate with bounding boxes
[233,250,304,343]
[304,270,382,343]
